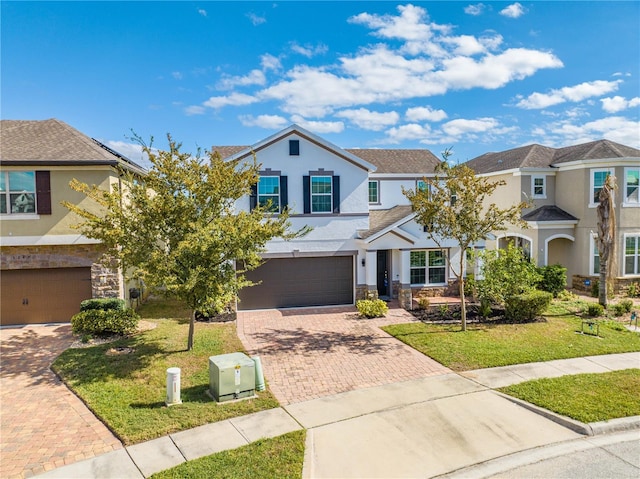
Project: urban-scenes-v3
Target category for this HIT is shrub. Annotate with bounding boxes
[627,282,639,298]
[80,298,126,312]
[587,303,604,317]
[610,303,627,317]
[504,291,553,322]
[356,299,388,318]
[417,297,431,310]
[590,280,599,298]
[610,299,634,317]
[557,289,577,302]
[537,264,567,297]
[478,299,492,319]
[71,308,140,336]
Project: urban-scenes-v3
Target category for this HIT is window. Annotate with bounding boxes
[532,176,546,198]
[590,168,613,205]
[624,168,639,205]
[311,176,332,213]
[410,250,447,285]
[1,171,37,214]
[417,179,429,193]
[625,235,640,276]
[289,140,300,156]
[368,180,379,203]
[258,176,280,212]
[591,236,600,275]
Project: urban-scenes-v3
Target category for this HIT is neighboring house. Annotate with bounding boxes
[0,119,146,325]
[465,139,640,293]
[217,124,462,311]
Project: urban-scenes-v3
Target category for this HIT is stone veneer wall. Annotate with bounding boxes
[1,244,121,299]
[572,274,640,295]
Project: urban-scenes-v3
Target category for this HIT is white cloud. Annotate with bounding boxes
[500,3,526,18]
[290,42,328,58]
[464,4,486,16]
[198,9,207,17]
[171,71,183,80]
[246,12,266,26]
[405,106,447,122]
[516,80,621,109]
[601,96,640,113]
[442,118,498,136]
[543,116,640,148]
[260,54,281,71]
[385,123,433,143]
[185,105,206,115]
[289,116,344,133]
[203,92,257,108]
[239,114,288,129]
[217,69,266,90]
[335,108,399,130]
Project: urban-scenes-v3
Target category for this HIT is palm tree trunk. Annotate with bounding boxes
[599,259,608,307]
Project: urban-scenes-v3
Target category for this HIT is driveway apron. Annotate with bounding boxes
[237,303,451,405]
[0,325,122,479]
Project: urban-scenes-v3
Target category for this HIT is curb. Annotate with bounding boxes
[494,391,640,436]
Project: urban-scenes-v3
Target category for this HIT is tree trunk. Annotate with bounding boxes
[459,254,466,331]
[187,309,196,351]
[599,259,608,307]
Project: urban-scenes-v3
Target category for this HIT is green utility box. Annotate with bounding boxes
[209,352,256,402]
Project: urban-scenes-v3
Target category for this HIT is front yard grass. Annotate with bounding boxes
[499,369,640,423]
[149,430,306,479]
[382,315,640,371]
[52,298,279,445]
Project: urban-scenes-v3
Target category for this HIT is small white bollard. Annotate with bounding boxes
[166,367,182,406]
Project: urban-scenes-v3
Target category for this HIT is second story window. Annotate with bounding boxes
[311,176,332,213]
[258,176,280,212]
[1,171,36,214]
[368,180,379,203]
[532,176,546,198]
[624,168,639,205]
[289,140,300,156]
[590,168,613,206]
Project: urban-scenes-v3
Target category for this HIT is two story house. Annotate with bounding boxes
[217,125,462,311]
[465,139,640,293]
[0,119,146,325]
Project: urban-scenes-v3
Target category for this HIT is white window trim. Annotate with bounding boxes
[531,175,546,199]
[368,180,380,204]
[410,249,448,286]
[623,233,640,277]
[622,167,640,208]
[588,168,614,208]
[311,175,332,214]
[589,234,600,276]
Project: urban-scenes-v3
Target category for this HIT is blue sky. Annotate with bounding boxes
[3,1,639,168]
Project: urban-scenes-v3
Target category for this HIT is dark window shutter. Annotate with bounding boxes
[332,176,340,214]
[249,183,257,211]
[280,176,288,211]
[35,171,51,215]
[303,175,310,214]
[289,140,300,156]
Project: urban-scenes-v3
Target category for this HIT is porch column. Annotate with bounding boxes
[398,249,413,309]
[365,250,378,299]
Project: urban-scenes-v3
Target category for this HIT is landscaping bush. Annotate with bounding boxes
[587,303,604,317]
[557,289,577,302]
[417,297,430,310]
[478,299,492,319]
[627,282,639,298]
[537,264,567,297]
[356,299,388,318]
[80,298,126,312]
[611,299,634,317]
[619,299,634,313]
[590,280,599,298]
[504,290,553,322]
[71,308,140,336]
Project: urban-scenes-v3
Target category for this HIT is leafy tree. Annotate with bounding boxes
[478,244,542,305]
[64,137,305,350]
[403,158,529,331]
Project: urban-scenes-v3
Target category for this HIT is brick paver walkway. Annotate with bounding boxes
[237,303,451,405]
[0,325,122,479]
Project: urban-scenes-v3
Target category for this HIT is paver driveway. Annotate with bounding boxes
[0,324,122,479]
[237,303,451,405]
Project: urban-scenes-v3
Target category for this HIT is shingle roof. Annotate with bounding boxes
[465,139,640,174]
[211,146,248,158]
[360,205,414,239]
[522,205,579,222]
[0,119,145,173]
[347,149,441,174]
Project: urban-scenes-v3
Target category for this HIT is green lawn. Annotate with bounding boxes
[52,298,279,445]
[150,430,306,479]
[499,369,640,423]
[382,315,640,371]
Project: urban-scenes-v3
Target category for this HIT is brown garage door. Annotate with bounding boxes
[1,268,92,325]
[238,256,353,310]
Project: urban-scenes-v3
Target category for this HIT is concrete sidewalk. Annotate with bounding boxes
[35,352,640,479]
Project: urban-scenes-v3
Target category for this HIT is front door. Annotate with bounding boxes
[376,250,389,298]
